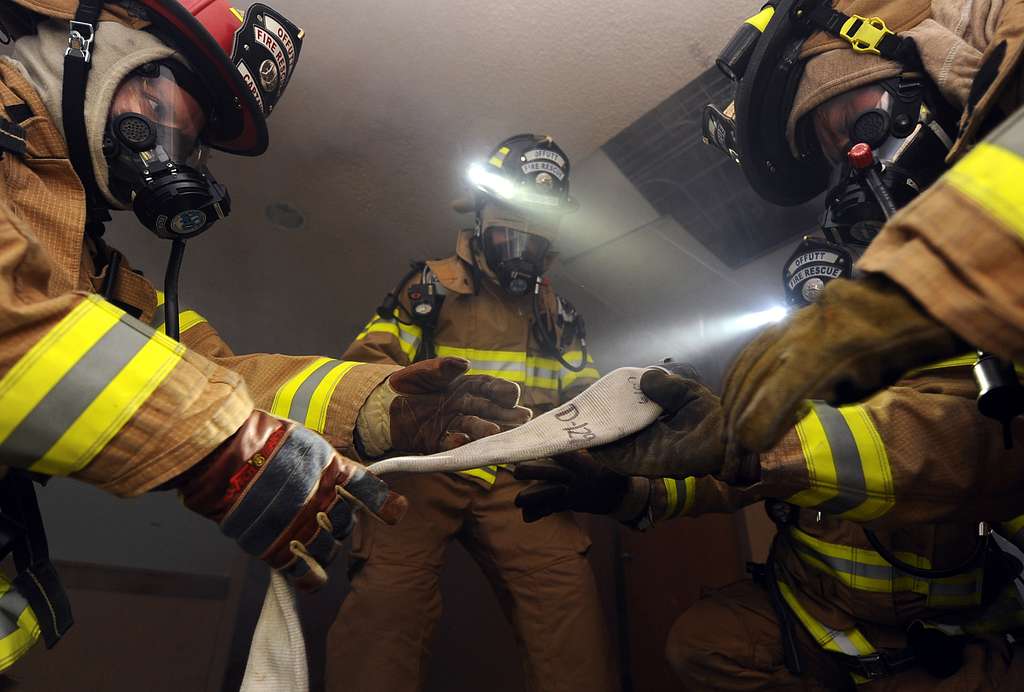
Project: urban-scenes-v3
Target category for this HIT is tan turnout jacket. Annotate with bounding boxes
[655,359,1024,665]
[343,230,599,487]
[0,60,397,496]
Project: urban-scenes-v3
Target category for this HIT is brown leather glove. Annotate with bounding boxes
[180,410,407,591]
[513,451,634,523]
[588,368,748,481]
[385,357,532,453]
[722,275,964,453]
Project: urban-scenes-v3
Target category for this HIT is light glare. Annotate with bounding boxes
[733,306,789,330]
[467,163,516,200]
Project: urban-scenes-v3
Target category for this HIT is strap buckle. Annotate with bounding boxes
[839,15,893,55]
[65,20,95,63]
[853,653,891,680]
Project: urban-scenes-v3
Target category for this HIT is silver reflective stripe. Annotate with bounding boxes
[827,629,861,656]
[0,315,148,468]
[791,540,895,582]
[529,365,560,380]
[811,403,868,516]
[0,589,29,639]
[287,359,341,423]
[466,360,526,374]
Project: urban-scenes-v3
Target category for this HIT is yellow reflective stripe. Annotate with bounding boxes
[787,406,840,508]
[357,311,422,361]
[907,352,1024,379]
[681,476,696,515]
[526,356,561,391]
[0,580,40,671]
[745,5,775,31]
[304,361,361,433]
[154,309,207,335]
[436,346,528,383]
[790,527,983,606]
[835,406,893,522]
[786,403,894,522]
[662,478,680,519]
[0,299,108,444]
[946,142,1024,241]
[459,466,498,484]
[270,357,333,419]
[34,328,184,476]
[777,580,876,656]
[0,296,184,476]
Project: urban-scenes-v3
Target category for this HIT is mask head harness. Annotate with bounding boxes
[60,0,302,339]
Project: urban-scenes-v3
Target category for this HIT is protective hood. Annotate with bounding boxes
[13,19,180,208]
[787,0,1004,155]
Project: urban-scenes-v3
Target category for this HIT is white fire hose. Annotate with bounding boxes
[240,366,664,691]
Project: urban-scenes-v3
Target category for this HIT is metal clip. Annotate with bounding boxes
[839,14,892,55]
[65,20,95,63]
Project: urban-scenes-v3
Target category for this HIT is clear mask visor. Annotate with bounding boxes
[109,64,209,166]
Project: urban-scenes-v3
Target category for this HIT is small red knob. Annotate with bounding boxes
[847,142,874,170]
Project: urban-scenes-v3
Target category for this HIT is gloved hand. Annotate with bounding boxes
[587,368,744,480]
[357,357,532,456]
[513,451,635,523]
[180,410,407,591]
[722,275,964,453]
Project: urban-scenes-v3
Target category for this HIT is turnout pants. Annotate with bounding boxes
[666,580,1024,691]
[325,470,616,692]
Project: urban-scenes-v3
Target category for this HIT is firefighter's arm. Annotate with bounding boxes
[750,365,1024,528]
[513,453,760,525]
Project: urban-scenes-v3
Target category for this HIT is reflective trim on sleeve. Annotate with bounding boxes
[356,310,422,361]
[789,527,983,608]
[659,477,696,520]
[945,140,1024,242]
[0,295,185,476]
[786,402,895,522]
[0,579,40,671]
[776,579,876,657]
[151,292,209,336]
[270,358,362,431]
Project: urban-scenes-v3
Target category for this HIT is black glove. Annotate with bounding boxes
[513,451,631,523]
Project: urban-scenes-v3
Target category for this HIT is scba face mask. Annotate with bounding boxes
[481,226,551,296]
[104,61,230,239]
[812,78,953,248]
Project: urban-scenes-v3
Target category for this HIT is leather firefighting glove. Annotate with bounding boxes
[180,410,407,591]
[356,357,532,457]
[513,451,649,523]
[587,369,756,483]
[722,275,965,453]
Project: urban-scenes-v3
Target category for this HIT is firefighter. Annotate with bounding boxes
[516,2,1024,687]
[518,278,1024,690]
[324,134,617,692]
[0,0,528,669]
[708,0,1024,455]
